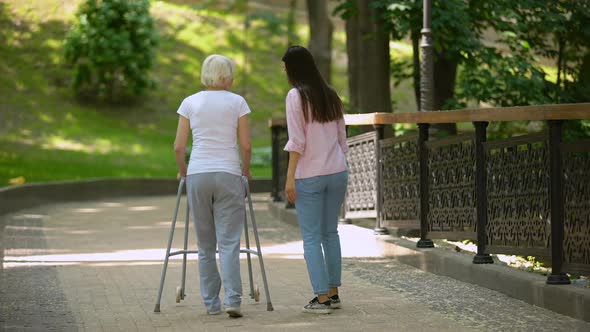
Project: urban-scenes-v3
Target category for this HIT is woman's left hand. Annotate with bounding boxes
[285,177,296,203]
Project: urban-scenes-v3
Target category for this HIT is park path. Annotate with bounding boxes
[1,194,589,331]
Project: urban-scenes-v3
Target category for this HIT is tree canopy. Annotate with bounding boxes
[377,0,590,109]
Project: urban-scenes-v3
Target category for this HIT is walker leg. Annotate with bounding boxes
[154,178,185,312]
[243,178,274,311]
[181,201,190,300]
[243,199,255,299]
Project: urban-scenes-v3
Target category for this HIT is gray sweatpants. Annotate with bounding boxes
[186,172,245,312]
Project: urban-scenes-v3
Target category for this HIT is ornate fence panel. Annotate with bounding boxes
[426,134,476,240]
[562,140,590,275]
[484,132,551,256]
[345,131,378,219]
[380,135,419,226]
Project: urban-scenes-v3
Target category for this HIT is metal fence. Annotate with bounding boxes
[484,132,550,257]
[345,131,378,220]
[269,104,590,282]
[270,120,289,204]
[562,140,590,274]
[427,134,476,240]
[381,135,419,225]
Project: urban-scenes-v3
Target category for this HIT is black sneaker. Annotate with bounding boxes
[302,297,332,314]
[225,306,243,318]
[330,295,341,309]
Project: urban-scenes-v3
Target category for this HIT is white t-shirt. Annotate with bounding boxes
[177,90,251,176]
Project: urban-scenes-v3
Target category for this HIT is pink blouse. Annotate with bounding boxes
[283,88,348,179]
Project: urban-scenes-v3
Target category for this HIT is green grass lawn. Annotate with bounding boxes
[0,0,296,185]
[0,0,417,187]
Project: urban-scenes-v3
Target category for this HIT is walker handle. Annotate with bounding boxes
[241,175,250,197]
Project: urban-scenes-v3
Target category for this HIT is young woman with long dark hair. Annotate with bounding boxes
[282,45,348,314]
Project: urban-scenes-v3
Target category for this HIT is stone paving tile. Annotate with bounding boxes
[1,194,589,331]
[345,259,590,332]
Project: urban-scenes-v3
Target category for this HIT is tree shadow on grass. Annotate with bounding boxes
[0,3,67,133]
[0,1,218,136]
[1,0,295,184]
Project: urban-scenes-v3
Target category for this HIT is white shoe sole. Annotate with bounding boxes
[331,302,342,309]
[302,307,333,314]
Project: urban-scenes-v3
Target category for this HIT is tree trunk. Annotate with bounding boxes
[356,0,391,115]
[306,0,333,84]
[286,0,298,48]
[431,50,458,135]
[556,36,566,103]
[345,13,360,112]
[573,51,590,103]
[241,0,249,98]
[343,1,392,136]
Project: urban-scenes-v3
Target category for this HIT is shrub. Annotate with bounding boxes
[64,0,158,103]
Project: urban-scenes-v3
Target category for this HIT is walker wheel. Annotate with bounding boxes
[175,286,182,303]
[253,284,260,302]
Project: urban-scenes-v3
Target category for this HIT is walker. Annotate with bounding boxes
[154,176,273,312]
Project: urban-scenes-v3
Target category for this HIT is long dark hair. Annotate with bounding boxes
[282,45,344,123]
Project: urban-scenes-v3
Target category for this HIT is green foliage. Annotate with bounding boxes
[389,56,413,88]
[377,0,537,108]
[483,0,590,104]
[421,0,483,57]
[333,0,590,139]
[63,0,158,103]
[564,120,590,143]
[482,0,590,138]
[522,256,545,274]
[372,0,590,138]
[455,47,550,108]
[332,0,358,20]
[252,147,272,167]
[249,11,284,33]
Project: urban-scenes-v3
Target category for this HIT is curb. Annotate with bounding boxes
[268,201,590,323]
[0,177,271,216]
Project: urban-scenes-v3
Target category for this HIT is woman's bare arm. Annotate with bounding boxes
[174,116,190,179]
[285,151,301,203]
[237,114,252,179]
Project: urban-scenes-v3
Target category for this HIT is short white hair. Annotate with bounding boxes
[200,54,235,88]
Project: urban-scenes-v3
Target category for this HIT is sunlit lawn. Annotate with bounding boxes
[0,0,450,187]
[0,0,310,185]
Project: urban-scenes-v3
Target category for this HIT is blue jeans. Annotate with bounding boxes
[295,171,348,295]
[186,172,244,312]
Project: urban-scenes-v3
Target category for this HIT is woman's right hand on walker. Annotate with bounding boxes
[285,177,296,203]
[177,170,187,181]
[242,168,253,181]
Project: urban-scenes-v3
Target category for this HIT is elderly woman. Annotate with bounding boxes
[173,54,252,318]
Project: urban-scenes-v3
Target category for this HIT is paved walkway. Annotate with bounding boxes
[1,194,589,331]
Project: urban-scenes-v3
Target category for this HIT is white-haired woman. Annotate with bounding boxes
[174,54,251,318]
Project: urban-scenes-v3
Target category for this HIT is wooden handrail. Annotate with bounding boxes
[268,103,590,127]
[345,103,590,125]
